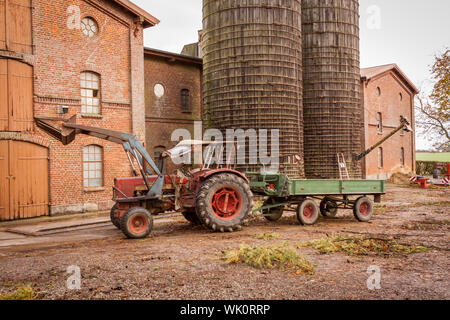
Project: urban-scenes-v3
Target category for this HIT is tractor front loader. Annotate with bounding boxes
[35,116,253,239]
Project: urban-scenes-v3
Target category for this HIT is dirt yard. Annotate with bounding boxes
[0,184,448,300]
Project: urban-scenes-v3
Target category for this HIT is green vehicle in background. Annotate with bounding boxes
[248,172,386,226]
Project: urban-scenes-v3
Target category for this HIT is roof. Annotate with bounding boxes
[111,0,159,28]
[144,47,203,65]
[361,64,419,94]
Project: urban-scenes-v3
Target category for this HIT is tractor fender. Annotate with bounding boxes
[200,169,249,183]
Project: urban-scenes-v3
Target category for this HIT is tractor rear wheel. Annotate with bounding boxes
[353,197,374,222]
[262,198,284,222]
[196,173,253,232]
[297,199,319,226]
[110,204,121,229]
[120,207,153,239]
[182,211,202,226]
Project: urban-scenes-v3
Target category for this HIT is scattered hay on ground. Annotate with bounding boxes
[0,286,35,300]
[402,219,450,231]
[221,242,315,275]
[387,172,412,184]
[254,232,281,241]
[300,235,429,257]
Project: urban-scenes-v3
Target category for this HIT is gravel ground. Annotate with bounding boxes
[0,184,448,300]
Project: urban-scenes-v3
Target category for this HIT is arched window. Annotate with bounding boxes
[81,17,99,38]
[83,145,103,188]
[81,71,101,115]
[181,89,190,112]
[376,87,381,96]
[377,112,383,133]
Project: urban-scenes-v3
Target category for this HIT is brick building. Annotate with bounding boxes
[0,0,158,220]
[143,48,203,173]
[361,64,419,179]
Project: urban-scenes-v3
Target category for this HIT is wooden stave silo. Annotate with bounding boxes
[302,0,363,179]
[202,0,305,178]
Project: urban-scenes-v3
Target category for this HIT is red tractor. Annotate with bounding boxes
[35,116,253,239]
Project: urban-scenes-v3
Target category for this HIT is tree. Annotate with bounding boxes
[415,49,450,151]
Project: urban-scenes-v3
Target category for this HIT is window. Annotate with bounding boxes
[378,147,384,169]
[154,146,166,174]
[81,72,100,115]
[154,84,165,98]
[83,145,103,188]
[377,112,383,133]
[181,89,190,112]
[400,148,405,166]
[376,87,381,96]
[399,93,403,101]
[81,17,99,38]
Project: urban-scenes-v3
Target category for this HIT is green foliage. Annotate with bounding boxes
[300,236,429,257]
[221,242,315,275]
[0,286,35,300]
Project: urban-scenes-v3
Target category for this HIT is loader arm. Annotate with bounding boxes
[354,115,413,161]
[34,115,164,199]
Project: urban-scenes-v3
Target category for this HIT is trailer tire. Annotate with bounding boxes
[353,197,374,222]
[319,198,338,217]
[297,199,319,226]
[196,173,253,232]
[262,198,284,222]
[110,204,121,229]
[182,211,202,226]
[120,207,153,239]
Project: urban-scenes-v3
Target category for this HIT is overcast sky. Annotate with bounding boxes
[133,0,449,150]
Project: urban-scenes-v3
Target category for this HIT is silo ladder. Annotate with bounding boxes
[337,153,350,180]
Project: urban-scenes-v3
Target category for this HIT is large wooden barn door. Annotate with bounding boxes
[0,140,9,220]
[0,0,6,50]
[0,141,49,221]
[0,58,34,132]
[3,0,32,54]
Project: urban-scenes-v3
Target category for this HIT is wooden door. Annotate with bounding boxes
[0,140,9,220]
[0,59,7,130]
[8,59,33,131]
[0,58,33,132]
[0,141,49,221]
[6,0,33,54]
[0,0,6,50]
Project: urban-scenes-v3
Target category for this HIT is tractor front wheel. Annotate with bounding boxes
[120,207,153,239]
[110,204,121,229]
[196,174,253,232]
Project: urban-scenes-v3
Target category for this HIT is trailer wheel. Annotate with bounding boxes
[319,198,338,217]
[353,197,374,222]
[182,211,202,226]
[262,198,284,222]
[120,207,153,239]
[196,173,253,232]
[110,204,121,229]
[297,199,319,226]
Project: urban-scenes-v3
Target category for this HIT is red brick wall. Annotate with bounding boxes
[361,72,416,179]
[144,54,202,172]
[0,0,150,215]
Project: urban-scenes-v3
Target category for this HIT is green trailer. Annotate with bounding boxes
[247,172,386,225]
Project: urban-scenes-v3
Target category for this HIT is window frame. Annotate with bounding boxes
[80,71,101,116]
[400,147,405,167]
[81,16,99,38]
[378,147,384,169]
[82,145,104,189]
[181,88,191,112]
[377,112,383,134]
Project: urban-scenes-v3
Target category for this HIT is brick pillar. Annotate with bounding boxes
[130,22,146,143]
